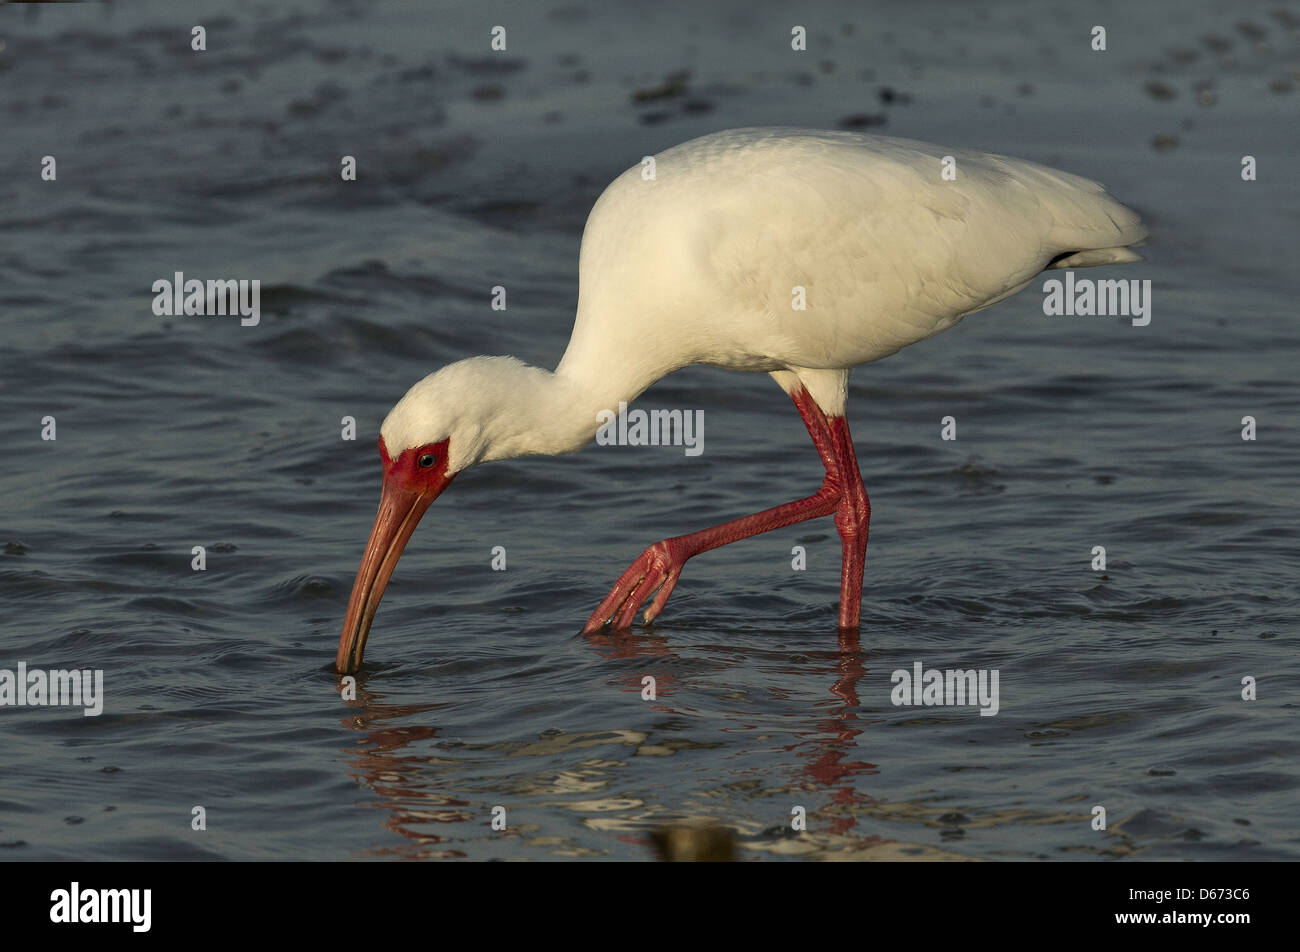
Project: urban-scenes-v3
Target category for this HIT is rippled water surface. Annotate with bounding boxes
[1,0,1297,861]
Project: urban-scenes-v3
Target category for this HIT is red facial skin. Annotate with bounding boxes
[336,436,454,674]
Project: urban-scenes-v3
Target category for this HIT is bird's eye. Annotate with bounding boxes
[418,453,437,469]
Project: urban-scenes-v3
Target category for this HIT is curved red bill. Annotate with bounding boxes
[337,439,453,674]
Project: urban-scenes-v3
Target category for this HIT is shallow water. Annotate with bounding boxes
[1,0,1297,861]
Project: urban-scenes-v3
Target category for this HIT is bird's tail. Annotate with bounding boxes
[1004,159,1148,269]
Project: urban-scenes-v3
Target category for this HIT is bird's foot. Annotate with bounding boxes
[582,539,687,633]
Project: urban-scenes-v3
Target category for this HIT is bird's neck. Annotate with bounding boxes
[477,361,646,464]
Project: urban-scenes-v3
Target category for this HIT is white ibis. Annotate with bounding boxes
[337,127,1146,673]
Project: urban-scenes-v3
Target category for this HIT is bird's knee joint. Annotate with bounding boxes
[835,502,869,536]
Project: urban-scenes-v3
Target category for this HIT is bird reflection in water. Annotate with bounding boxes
[337,682,470,860]
[585,623,882,848]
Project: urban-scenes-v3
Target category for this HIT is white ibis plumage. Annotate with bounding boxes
[337,127,1146,673]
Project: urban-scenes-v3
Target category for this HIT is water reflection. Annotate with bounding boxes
[333,627,916,859]
[337,682,468,859]
[784,629,882,838]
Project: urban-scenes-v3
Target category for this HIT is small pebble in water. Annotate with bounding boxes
[1145,81,1177,101]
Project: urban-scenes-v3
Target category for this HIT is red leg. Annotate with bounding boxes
[827,415,870,629]
[583,387,852,633]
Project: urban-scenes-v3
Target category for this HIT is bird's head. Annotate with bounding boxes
[336,356,569,673]
[335,361,493,674]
